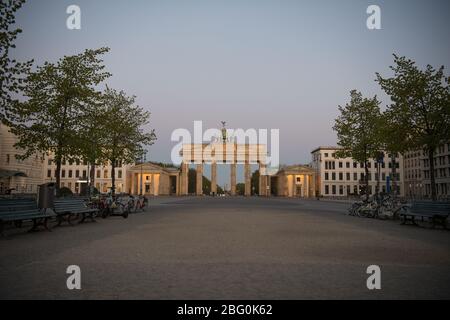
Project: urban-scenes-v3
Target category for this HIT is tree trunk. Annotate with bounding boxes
[364,160,370,201]
[111,159,116,197]
[428,148,437,201]
[55,157,62,194]
[391,154,397,200]
[90,162,96,192]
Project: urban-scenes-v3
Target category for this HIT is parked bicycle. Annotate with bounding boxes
[94,195,130,219]
[348,194,409,220]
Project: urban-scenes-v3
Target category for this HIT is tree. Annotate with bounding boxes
[100,87,156,196]
[333,90,383,200]
[376,55,450,201]
[188,168,196,194]
[0,0,33,122]
[236,183,245,196]
[251,169,260,195]
[9,47,111,192]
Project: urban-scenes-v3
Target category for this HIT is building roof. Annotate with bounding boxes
[276,164,315,175]
[310,146,342,154]
[129,162,179,175]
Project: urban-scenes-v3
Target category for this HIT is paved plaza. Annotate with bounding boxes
[0,197,449,299]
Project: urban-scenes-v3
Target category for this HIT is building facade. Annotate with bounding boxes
[0,124,45,195]
[403,144,450,199]
[42,157,133,195]
[272,165,315,198]
[127,163,180,196]
[311,146,404,198]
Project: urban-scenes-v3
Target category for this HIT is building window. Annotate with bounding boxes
[339,185,344,195]
[48,159,52,166]
[325,185,329,195]
[68,170,73,178]
[75,170,80,178]
[346,173,350,181]
[82,170,87,179]
[47,170,51,178]
[324,153,328,158]
[97,170,100,178]
[339,172,343,181]
[61,170,65,178]
[354,173,357,181]
[104,170,108,179]
[346,162,350,168]
[339,162,343,168]
[332,185,336,195]
[332,172,336,180]
[353,162,357,168]
[118,170,122,179]
[325,172,329,181]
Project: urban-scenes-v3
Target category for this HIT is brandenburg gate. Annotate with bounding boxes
[179,141,270,196]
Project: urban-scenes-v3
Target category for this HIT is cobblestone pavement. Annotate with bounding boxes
[0,197,449,299]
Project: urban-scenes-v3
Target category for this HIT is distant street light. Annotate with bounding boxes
[140,150,147,196]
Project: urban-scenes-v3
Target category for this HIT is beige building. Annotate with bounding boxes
[272,165,315,197]
[127,163,180,196]
[403,144,450,198]
[403,150,424,198]
[0,124,45,194]
[179,142,269,196]
[42,157,133,195]
[311,146,404,198]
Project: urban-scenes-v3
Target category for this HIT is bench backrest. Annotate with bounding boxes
[53,199,88,213]
[411,202,450,216]
[0,199,38,213]
[0,209,42,218]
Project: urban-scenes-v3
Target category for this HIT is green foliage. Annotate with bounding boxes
[333,90,383,162]
[236,183,245,196]
[57,187,73,198]
[0,0,33,121]
[8,47,111,189]
[376,54,450,152]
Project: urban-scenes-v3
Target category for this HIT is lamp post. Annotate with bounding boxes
[140,150,147,196]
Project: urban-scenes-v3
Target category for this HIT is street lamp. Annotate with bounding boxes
[140,150,147,196]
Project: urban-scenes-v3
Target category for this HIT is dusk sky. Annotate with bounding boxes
[11,0,450,185]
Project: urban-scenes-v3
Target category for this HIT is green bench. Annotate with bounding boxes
[0,199,55,235]
[53,199,98,226]
[400,201,450,229]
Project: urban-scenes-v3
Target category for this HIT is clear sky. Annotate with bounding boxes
[11,0,450,185]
